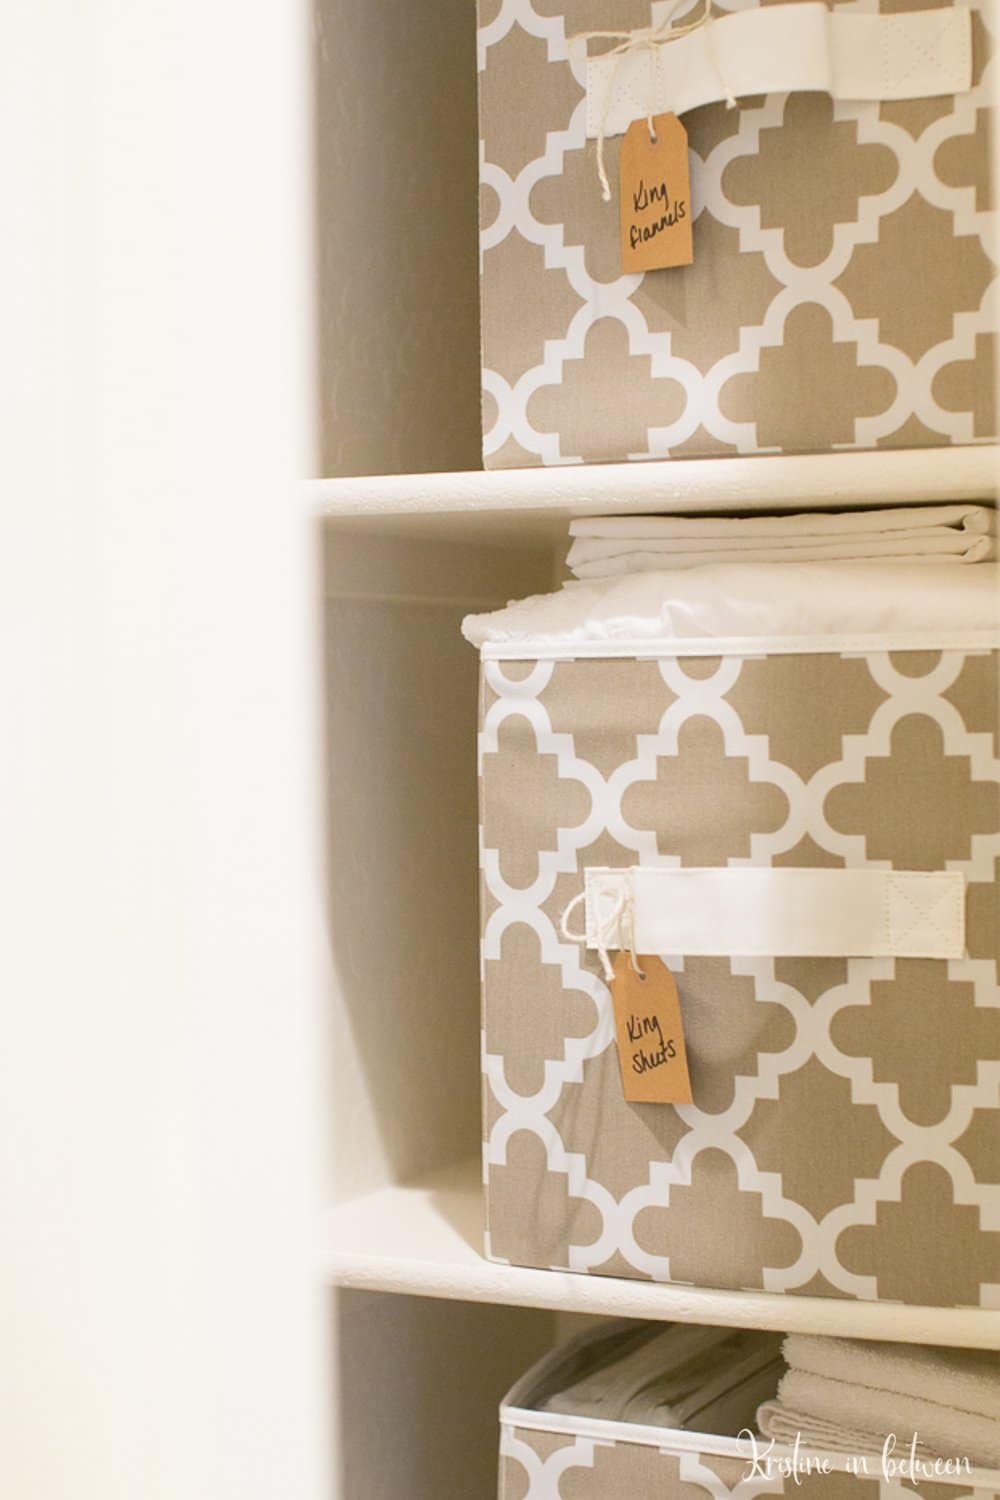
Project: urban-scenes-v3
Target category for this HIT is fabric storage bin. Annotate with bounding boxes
[463,562,1000,1307]
[499,1321,1000,1498]
[477,0,997,468]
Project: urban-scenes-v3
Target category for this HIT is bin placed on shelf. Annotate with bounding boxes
[499,1320,1000,1498]
[476,0,996,468]
[463,559,1000,1308]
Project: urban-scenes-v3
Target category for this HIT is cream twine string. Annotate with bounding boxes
[625,867,646,981]
[560,880,645,982]
[572,0,734,202]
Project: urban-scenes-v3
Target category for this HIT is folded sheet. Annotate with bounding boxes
[541,1324,783,1433]
[758,1368,1000,1470]
[567,505,997,579]
[461,561,1000,653]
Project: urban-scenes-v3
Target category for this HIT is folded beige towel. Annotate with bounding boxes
[782,1336,1000,1422]
[567,505,997,579]
[758,1367,1000,1471]
[757,1398,943,1466]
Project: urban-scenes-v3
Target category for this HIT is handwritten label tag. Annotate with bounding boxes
[619,112,693,273]
[611,953,693,1105]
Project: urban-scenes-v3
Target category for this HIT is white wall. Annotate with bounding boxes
[2,4,559,1496]
[2,4,330,1498]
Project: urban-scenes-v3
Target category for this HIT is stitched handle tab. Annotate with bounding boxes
[583,867,966,960]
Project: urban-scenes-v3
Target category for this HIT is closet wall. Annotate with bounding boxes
[316,0,483,476]
[316,6,578,1496]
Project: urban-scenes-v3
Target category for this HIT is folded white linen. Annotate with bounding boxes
[566,505,997,578]
[781,1335,1000,1422]
[541,1324,783,1432]
[542,1323,726,1423]
[569,506,996,542]
[758,1368,1000,1470]
[461,561,1000,653]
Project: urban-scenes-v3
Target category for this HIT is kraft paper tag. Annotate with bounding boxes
[619,112,693,273]
[611,952,693,1105]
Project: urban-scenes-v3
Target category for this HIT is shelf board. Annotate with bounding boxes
[310,446,998,542]
[321,1159,1000,1349]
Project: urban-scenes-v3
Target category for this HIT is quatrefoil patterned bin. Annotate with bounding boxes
[463,564,1000,1307]
[476,0,997,467]
[498,1322,1000,1500]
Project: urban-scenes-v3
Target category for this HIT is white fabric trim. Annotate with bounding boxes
[461,561,1000,654]
[479,629,1000,661]
[585,4,972,140]
[583,867,966,960]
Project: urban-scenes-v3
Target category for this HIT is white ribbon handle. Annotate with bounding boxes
[579,866,966,960]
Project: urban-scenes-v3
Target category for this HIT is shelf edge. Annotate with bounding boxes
[309,446,999,521]
[324,1251,1000,1349]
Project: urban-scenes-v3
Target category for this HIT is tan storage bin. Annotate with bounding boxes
[477,0,996,467]
[499,1321,1000,1498]
[465,562,1000,1307]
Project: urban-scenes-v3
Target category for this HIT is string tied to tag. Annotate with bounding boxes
[623,868,646,982]
[571,0,733,202]
[560,878,645,983]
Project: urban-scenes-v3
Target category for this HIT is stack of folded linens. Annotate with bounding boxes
[541,1323,783,1435]
[566,505,997,580]
[757,1335,1000,1470]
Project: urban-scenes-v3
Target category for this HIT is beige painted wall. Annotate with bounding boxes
[316,0,484,476]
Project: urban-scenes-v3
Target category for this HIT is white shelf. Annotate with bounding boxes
[311,446,998,542]
[321,1159,1000,1350]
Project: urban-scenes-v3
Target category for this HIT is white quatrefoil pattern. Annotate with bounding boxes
[477,0,997,467]
[478,648,1000,1306]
